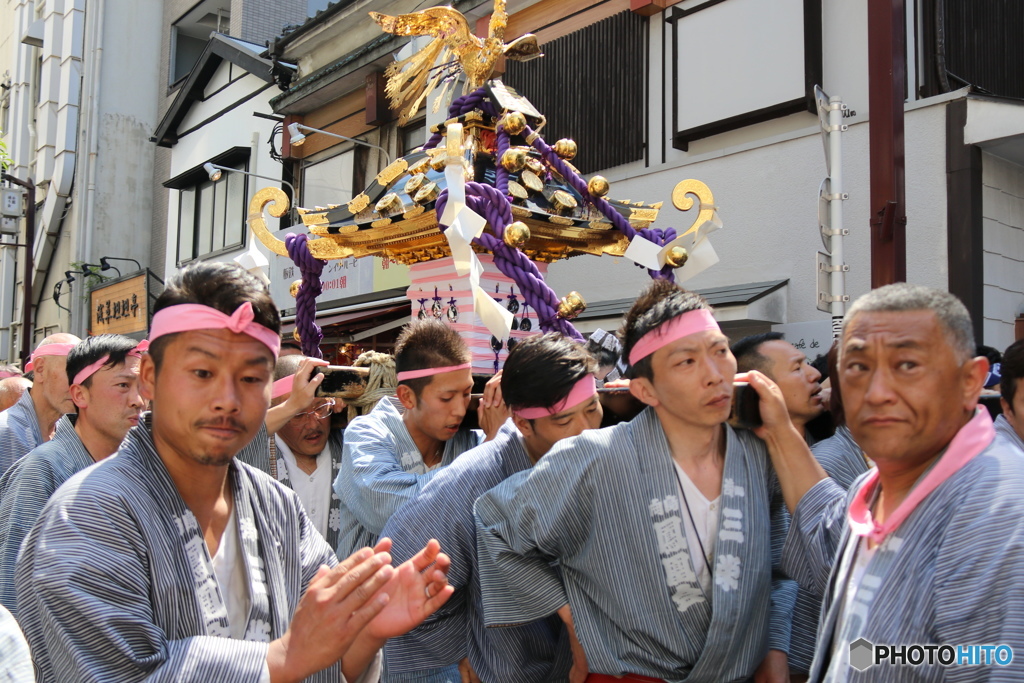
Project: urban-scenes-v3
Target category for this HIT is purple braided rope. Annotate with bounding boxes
[423,86,499,149]
[436,184,583,341]
[524,126,679,281]
[285,233,325,358]
[494,125,511,196]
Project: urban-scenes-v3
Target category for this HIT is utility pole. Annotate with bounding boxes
[867,0,907,286]
[0,172,34,366]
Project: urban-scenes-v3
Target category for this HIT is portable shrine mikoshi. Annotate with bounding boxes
[247,0,724,396]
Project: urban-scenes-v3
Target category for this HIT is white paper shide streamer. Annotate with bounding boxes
[439,124,514,339]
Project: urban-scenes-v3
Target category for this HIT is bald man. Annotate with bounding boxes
[0,334,80,473]
[0,378,31,413]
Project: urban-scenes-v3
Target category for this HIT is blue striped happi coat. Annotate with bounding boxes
[475,407,795,682]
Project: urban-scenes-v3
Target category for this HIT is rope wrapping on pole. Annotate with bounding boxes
[424,87,499,150]
[521,125,678,281]
[285,232,325,358]
[436,184,583,341]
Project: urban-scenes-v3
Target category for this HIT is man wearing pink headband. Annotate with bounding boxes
[16,261,454,682]
[0,334,144,612]
[0,332,80,474]
[475,279,797,683]
[381,334,602,683]
[262,354,345,550]
[335,319,506,564]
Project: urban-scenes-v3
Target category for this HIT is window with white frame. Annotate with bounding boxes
[175,160,248,264]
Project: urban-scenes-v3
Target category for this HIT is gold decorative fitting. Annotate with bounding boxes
[404,173,428,196]
[371,217,394,228]
[375,193,405,215]
[511,205,531,218]
[520,170,544,193]
[503,221,530,248]
[525,131,540,144]
[408,157,431,175]
[300,211,328,227]
[587,176,610,197]
[430,154,447,172]
[446,123,464,160]
[403,205,426,219]
[296,207,309,216]
[550,190,577,212]
[557,291,587,320]
[629,207,659,223]
[501,148,527,172]
[548,215,575,226]
[347,193,371,215]
[375,159,409,187]
[671,179,716,238]
[553,139,577,160]
[525,157,545,175]
[289,280,303,298]
[507,180,529,200]
[503,111,527,135]
[665,246,689,268]
[588,220,613,230]
[413,182,440,204]
[292,330,301,342]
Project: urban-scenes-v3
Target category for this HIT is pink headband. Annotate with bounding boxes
[25,343,77,372]
[72,341,149,387]
[149,302,281,359]
[271,375,295,399]
[516,374,597,419]
[396,362,472,382]
[627,309,720,366]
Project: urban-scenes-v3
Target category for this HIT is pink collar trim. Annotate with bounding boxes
[848,408,995,543]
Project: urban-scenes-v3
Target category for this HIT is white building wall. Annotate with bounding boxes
[982,153,1024,351]
[163,65,282,278]
[549,1,951,333]
[0,0,162,356]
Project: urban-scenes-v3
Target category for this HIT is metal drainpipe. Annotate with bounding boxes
[77,0,105,336]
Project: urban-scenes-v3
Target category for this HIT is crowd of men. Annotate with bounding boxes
[0,259,1022,682]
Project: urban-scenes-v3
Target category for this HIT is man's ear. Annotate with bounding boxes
[512,413,535,437]
[139,354,157,403]
[68,383,88,411]
[396,383,417,411]
[629,376,660,408]
[1001,397,1013,417]
[962,355,989,411]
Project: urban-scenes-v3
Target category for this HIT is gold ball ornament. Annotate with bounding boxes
[503,221,531,248]
[524,157,545,175]
[553,139,577,160]
[289,280,302,298]
[587,175,610,197]
[501,148,528,172]
[557,291,587,320]
[503,111,527,136]
[665,246,689,268]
